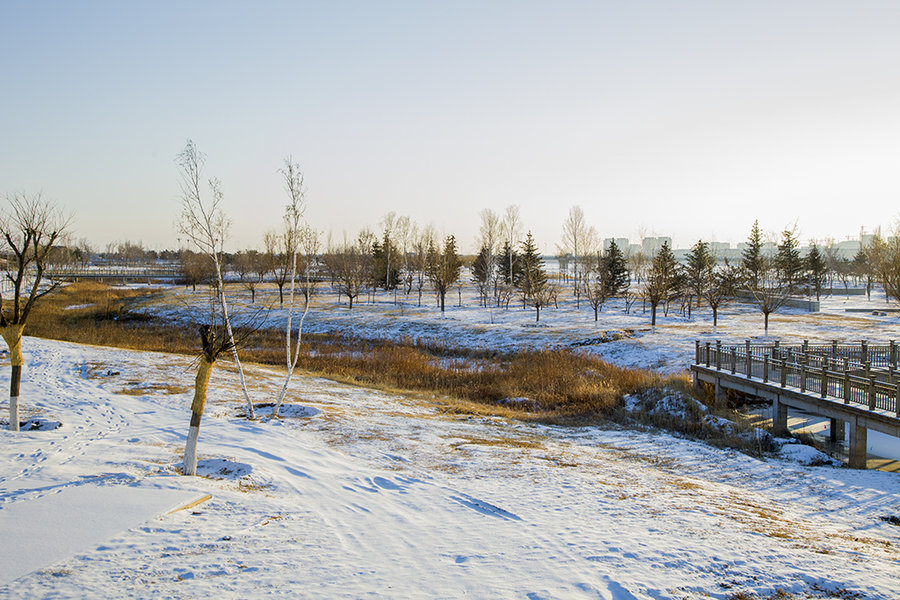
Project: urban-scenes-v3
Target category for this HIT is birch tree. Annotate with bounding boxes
[0,193,70,431]
[273,158,311,417]
[177,139,255,420]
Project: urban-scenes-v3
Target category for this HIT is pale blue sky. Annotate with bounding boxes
[2,1,900,253]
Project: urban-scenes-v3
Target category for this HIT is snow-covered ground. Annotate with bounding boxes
[142,282,900,374]
[1,284,899,598]
[0,335,898,598]
[143,282,900,459]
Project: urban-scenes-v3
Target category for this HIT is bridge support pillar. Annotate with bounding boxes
[848,419,868,469]
[714,379,725,407]
[829,418,845,444]
[772,396,788,435]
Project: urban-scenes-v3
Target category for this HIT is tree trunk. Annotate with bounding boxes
[651,303,657,327]
[183,356,214,476]
[535,305,540,322]
[764,311,770,336]
[594,306,598,322]
[439,290,446,313]
[2,326,25,432]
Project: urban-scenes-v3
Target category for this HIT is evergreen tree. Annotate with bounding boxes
[742,220,764,289]
[805,242,827,301]
[645,241,680,328]
[853,246,873,299]
[775,229,802,292]
[372,233,400,290]
[496,240,520,286]
[515,232,551,321]
[601,239,629,299]
[425,235,462,313]
[471,244,493,306]
[685,239,714,307]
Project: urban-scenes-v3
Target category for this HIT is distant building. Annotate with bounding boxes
[603,237,631,252]
[641,237,672,255]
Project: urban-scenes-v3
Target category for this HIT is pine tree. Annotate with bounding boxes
[805,242,827,301]
[516,232,550,321]
[425,235,462,313]
[601,239,629,299]
[645,241,680,329]
[471,244,493,306]
[372,233,400,290]
[775,229,802,292]
[742,220,764,289]
[685,239,714,307]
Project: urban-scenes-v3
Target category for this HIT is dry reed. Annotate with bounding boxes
[26,282,661,419]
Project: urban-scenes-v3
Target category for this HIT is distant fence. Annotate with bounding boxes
[44,266,182,283]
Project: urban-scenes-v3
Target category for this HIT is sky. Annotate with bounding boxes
[2,1,900,254]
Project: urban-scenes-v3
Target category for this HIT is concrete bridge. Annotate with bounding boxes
[692,340,900,469]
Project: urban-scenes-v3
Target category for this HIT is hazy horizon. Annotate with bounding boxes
[3,1,899,254]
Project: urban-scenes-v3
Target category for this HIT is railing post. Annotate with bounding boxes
[781,358,787,388]
[745,340,752,378]
[821,360,828,398]
[894,381,900,419]
[843,359,850,405]
[802,339,809,354]
[705,342,711,367]
[866,362,876,410]
[715,340,721,370]
[730,348,736,374]
[891,340,897,369]
[861,340,868,365]
[895,379,900,418]
[800,361,807,393]
[831,339,838,361]
[695,340,700,364]
[763,354,769,383]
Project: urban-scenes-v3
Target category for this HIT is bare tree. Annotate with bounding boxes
[234,249,265,303]
[502,204,521,296]
[324,233,369,309]
[176,139,255,420]
[265,228,293,309]
[559,205,596,307]
[867,230,900,303]
[394,215,414,297]
[0,193,70,431]
[273,158,311,416]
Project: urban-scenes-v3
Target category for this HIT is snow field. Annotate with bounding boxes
[0,337,898,598]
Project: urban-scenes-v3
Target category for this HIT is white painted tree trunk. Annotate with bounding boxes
[2,326,25,432]
[183,357,213,476]
[183,425,200,476]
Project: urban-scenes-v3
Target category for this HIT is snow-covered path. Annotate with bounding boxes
[0,338,898,598]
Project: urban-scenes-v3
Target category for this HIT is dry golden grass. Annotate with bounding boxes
[27,282,663,420]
